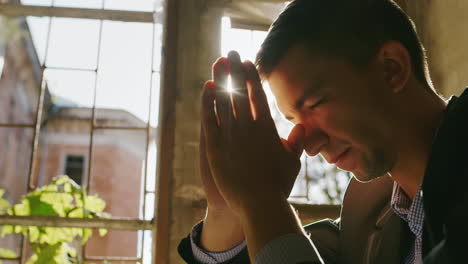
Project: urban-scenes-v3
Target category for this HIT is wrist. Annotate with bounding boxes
[236,196,305,262]
[200,207,245,251]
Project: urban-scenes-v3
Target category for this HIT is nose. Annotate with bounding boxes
[302,122,328,157]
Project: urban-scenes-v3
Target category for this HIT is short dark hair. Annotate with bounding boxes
[255,0,430,86]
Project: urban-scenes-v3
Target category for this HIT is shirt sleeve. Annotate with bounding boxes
[190,221,247,264]
[254,233,323,264]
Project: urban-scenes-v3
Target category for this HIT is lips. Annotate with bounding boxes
[329,148,350,164]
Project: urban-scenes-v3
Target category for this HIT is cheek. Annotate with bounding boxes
[311,103,381,149]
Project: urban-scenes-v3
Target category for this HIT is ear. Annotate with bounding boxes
[376,41,411,93]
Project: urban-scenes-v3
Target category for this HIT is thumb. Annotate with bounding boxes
[287,124,305,157]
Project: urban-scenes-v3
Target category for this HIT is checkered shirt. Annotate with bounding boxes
[391,182,425,264]
[190,221,247,263]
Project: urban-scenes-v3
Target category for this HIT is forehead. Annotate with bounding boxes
[266,44,325,108]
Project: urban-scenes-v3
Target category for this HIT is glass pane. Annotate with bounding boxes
[149,72,160,128]
[44,69,96,108]
[21,0,52,6]
[145,140,157,193]
[152,23,163,72]
[222,28,254,59]
[89,129,146,218]
[142,230,152,264]
[46,18,101,70]
[104,0,155,12]
[144,192,154,220]
[95,21,153,126]
[53,0,103,9]
[25,16,50,65]
[0,128,33,204]
[32,113,92,188]
[252,30,268,52]
[86,230,142,258]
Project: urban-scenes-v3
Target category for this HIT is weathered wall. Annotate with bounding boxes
[397,0,468,97]
[157,1,223,263]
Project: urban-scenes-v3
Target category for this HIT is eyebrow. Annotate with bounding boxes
[284,79,323,121]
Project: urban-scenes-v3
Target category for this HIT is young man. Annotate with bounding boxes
[179,0,468,263]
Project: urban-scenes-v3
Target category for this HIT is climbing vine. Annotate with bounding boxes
[0,176,109,264]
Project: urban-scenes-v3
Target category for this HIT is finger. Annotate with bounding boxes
[212,57,234,126]
[228,51,251,122]
[199,123,211,181]
[212,57,228,87]
[201,81,220,145]
[287,124,305,158]
[244,61,271,121]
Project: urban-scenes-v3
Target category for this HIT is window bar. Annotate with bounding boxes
[85,256,143,262]
[0,215,152,230]
[93,126,147,131]
[0,124,34,128]
[18,8,54,263]
[43,65,96,72]
[0,3,155,23]
[83,0,105,261]
[140,16,158,262]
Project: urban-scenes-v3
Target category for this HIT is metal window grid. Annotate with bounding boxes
[0,2,162,263]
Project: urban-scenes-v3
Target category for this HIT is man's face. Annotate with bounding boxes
[267,44,398,182]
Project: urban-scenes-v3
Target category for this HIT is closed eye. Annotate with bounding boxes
[308,98,326,109]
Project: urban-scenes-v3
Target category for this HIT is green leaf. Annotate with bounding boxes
[0,225,13,236]
[81,228,93,245]
[98,228,108,237]
[40,193,73,217]
[84,195,106,213]
[2,177,109,264]
[27,195,58,217]
[10,199,30,216]
[67,208,84,218]
[0,189,10,215]
[29,226,40,243]
[31,243,61,264]
[53,175,70,185]
[0,248,17,258]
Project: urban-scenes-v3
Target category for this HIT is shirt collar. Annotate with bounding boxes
[391,182,425,238]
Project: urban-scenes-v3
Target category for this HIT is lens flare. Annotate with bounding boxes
[227,75,233,93]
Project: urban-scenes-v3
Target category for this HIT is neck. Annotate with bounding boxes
[389,84,447,200]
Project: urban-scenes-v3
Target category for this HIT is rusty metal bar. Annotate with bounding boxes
[26,69,46,191]
[93,125,147,130]
[85,256,142,262]
[0,3,157,23]
[85,13,104,195]
[0,215,153,230]
[140,13,158,262]
[0,124,34,128]
[0,256,20,261]
[82,2,105,261]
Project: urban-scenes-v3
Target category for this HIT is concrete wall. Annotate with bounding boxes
[397,0,468,97]
[156,1,223,263]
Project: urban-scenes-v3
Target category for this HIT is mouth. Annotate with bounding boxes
[329,147,351,165]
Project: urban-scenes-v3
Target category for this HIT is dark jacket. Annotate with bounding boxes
[178,88,468,263]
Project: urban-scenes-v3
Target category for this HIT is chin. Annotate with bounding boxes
[352,169,388,183]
